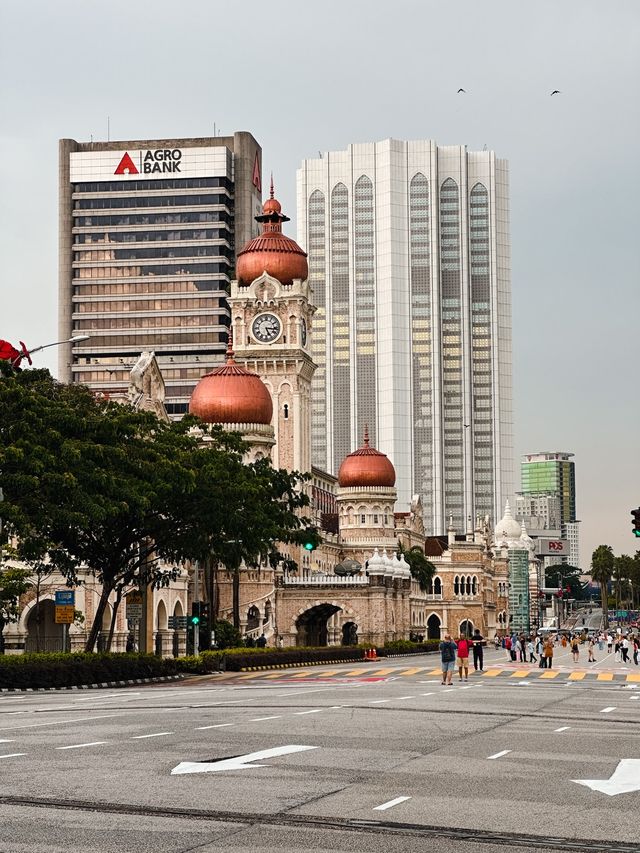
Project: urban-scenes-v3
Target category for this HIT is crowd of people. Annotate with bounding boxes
[439,628,639,682]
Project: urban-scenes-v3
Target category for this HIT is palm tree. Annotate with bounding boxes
[591,544,615,628]
[397,542,436,592]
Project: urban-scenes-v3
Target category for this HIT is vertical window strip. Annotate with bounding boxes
[354,176,376,448]
[331,183,350,473]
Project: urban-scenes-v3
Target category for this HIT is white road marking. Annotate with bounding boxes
[131,732,173,739]
[250,716,282,722]
[171,744,318,775]
[0,739,15,743]
[294,709,323,715]
[554,726,570,732]
[55,741,108,750]
[0,713,123,733]
[443,688,456,693]
[373,795,412,811]
[420,692,434,696]
[369,699,390,704]
[573,759,640,796]
[487,750,511,760]
[0,752,26,759]
[395,696,415,701]
[196,723,234,730]
[600,707,616,713]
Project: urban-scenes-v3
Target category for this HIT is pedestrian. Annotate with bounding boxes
[561,634,567,649]
[510,633,517,662]
[607,634,613,654]
[504,634,512,661]
[494,634,500,650]
[598,633,604,652]
[543,636,554,669]
[439,633,457,685]
[633,636,639,666]
[471,629,484,672]
[587,637,596,662]
[621,636,630,664]
[518,634,527,663]
[570,636,580,663]
[256,633,267,648]
[614,639,621,663]
[536,635,545,667]
[527,638,537,663]
[456,634,470,681]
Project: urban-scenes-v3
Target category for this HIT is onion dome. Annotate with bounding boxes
[236,178,308,286]
[338,427,396,488]
[367,548,385,576]
[494,500,522,541]
[189,331,273,425]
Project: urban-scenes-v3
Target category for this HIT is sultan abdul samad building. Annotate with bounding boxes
[6,188,534,654]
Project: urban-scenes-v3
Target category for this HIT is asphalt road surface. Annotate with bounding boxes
[1,645,639,853]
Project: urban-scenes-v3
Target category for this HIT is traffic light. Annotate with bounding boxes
[302,528,319,551]
[303,540,316,552]
[200,602,210,627]
[632,507,640,538]
[190,602,201,626]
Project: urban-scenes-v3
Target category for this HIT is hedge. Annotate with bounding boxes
[0,652,178,690]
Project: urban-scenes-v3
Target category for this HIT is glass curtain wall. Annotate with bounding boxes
[308,190,327,469]
[354,176,376,447]
[331,183,350,472]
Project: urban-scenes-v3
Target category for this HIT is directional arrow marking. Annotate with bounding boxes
[573,759,640,796]
[171,744,318,776]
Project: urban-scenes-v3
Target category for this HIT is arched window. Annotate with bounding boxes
[434,576,442,595]
[283,403,289,419]
[466,576,472,596]
[472,576,477,595]
[426,578,433,594]
[454,575,459,596]
[427,613,441,640]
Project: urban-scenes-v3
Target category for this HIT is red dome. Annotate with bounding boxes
[236,182,308,286]
[189,337,272,425]
[338,428,396,488]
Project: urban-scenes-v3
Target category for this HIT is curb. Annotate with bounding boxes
[238,659,361,672]
[0,674,184,694]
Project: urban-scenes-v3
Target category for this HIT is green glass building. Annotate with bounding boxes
[520,452,576,525]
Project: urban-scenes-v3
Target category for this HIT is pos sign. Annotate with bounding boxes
[536,538,569,557]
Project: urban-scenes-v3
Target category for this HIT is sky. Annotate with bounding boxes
[0,0,638,567]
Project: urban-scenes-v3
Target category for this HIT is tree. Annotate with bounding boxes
[0,565,31,651]
[0,367,311,646]
[591,544,615,628]
[397,542,436,592]
[545,564,586,601]
[613,554,636,612]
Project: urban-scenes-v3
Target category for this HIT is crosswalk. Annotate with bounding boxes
[236,664,640,684]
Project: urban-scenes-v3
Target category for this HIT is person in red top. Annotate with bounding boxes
[456,635,470,682]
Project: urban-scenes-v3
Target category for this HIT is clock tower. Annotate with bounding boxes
[228,184,316,475]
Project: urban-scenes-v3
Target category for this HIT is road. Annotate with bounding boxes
[1,644,639,853]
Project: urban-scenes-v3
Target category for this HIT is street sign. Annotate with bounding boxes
[168,616,188,629]
[535,538,569,557]
[126,592,143,619]
[55,605,75,624]
[55,590,75,606]
[171,744,318,775]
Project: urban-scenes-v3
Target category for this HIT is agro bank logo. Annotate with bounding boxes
[114,149,183,175]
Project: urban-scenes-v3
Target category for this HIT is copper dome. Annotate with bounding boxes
[338,427,396,488]
[236,182,308,286]
[189,335,273,426]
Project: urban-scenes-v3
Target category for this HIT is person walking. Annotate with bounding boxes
[504,635,512,662]
[570,636,580,663]
[439,633,457,685]
[543,636,554,669]
[621,636,630,664]
[587,637,596,662]
[607,634,613,654]
[633,636,639,666]
[527,638,537,664]
[536,635,545,667]
[518,634,527,663]
[456,634,470,681]
[471,629,484,672]
[598,633,604,653]
[510,633,518,662]
[614,638,621,663]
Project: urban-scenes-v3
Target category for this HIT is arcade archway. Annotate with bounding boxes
[295,604,342,647]
[426,613,441,640]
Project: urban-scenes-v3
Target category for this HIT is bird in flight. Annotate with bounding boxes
[550,90,561,96]
[457,88,466,93]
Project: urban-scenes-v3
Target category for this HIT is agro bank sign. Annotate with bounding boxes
[70,146,231,182]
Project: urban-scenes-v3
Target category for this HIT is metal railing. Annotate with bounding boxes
[283,574,369,586]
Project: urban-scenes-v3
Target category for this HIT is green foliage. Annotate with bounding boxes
[220,646,365,670]
[212,619,241,650]
[0,566,31,630]
[396,542,436,592]
[382,639,440,653]
[591,544,615,626]
[0,652,177,690]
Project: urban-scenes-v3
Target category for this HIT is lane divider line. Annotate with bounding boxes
[249,716,282,722]
[487,750,511,760]
[373,795,411,811]
[130,732,173,739]
[55,741,108,750]
[600,707,616,713]
[554,726,570,732]
[195,724,234,730]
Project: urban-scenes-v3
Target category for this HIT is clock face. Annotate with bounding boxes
[301,318,307,347]
[252,312,281,343]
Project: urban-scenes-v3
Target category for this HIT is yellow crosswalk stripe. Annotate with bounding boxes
[368,668,396,676]
[568,671,586,680]
[398,667,426,676]
[429,668,443,675]
[597,672,614,681]
[344,669,368,676]
[510,670,530,678]
[239,672,269,679]
[539,670,559,679]
[264,673,284,679]
[483,669,502,677]
[626,673,640,682]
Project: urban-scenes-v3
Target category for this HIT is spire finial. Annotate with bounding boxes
[225,325,235,363]
[270,173,274,199]
[363,424,370,447]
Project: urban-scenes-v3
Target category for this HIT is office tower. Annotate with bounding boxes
[518,451,580,567]
[59,133,262,415]
[297,138,513,533]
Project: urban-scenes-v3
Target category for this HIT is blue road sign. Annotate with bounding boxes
[55,590,75,606]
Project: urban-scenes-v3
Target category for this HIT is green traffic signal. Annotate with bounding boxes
[632,507,640,537]
[190,616,200,625]
[303,541,315,551]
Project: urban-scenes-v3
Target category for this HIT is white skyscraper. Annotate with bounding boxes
[297,138,514,533]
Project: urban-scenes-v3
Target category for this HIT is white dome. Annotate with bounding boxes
[494,500,521,541]
[367,548,385,576]
[398,553,412,579]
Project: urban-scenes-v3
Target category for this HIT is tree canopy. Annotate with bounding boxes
[591,544,615,627]
[0,366,313,648]
[397,542,436,592]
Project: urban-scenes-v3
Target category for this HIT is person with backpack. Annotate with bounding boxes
[439,633,457,685]
[471,629,485,672]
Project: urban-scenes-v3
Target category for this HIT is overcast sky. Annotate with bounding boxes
[1,0,638,567]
